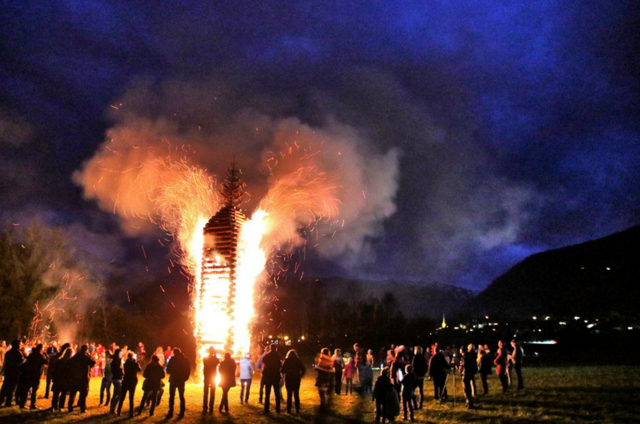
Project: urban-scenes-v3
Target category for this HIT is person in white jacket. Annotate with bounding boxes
[239,353,255,404]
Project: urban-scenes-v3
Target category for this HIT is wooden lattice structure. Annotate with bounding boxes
[197,162,248,352]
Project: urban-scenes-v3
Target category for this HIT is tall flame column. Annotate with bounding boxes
[197,162,249,355]
[199,205,247,352]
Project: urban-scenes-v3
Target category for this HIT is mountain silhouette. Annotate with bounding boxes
[475,225,640,318]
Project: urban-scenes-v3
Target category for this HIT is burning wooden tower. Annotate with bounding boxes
[198,163,248,353]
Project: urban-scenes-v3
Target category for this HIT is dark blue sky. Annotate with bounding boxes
[1,1,639,291]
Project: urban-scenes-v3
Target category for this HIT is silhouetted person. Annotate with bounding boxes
[262,344,282,414]
[360,361,374,396]
[0,341,6,380]
[281,349,305,414]
[372,366,400,423]
[99,350,113,406]
[68,344,96,413]
[44,345,58,399]
[390,349,407,395]
[0,340,25,407]
[256,346,268,403]
[137,354,165,416]
[218,352,236,413]
[428,348,450,401]
[315,347,333,410]
[478,346,493,395]
[50,347,72,411]
[332,349,345,395]
[401,365,417,421]
[166,347,190,418]
[239,353,254,404]
[494,340,509,392]
[460,344,477,409]
[511,340,524,389]
[109,349,124,414]
[411,346,427,409]
[117,352,140,417]
[16,343,47,409]
[136,342,146,370]
[202,346,219,413]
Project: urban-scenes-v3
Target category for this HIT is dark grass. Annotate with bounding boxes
[1,366,639,423]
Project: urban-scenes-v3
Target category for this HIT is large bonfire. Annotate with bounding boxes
[194,163,267,360]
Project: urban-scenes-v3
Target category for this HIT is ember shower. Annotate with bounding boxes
[74,92,400,357]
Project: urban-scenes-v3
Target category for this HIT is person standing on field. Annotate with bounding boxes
[117,351,140,417]
[332,349,345,395]
[459,344,478,409]
[477,345,493,396]
[428,348,450,401]
[411,346,427,409]
[239,353,254,404]
[0,340,25,407]
[165,347,191,418]
[315,347,334,410]
[401,365,417,422]
[16,343,47,410]
[137,354,165,416]
[257,345,268,403]
[109,349,123,414]
[50,347,72,411]
[99,350,113,406]
[202,346,220,413]
[68,344,95,413]
[494,341,509,393]
[281,349,305,414]
[44,345,58,399]
[218,352,236,414]
[262,344,282,414]
[510,340,524,390]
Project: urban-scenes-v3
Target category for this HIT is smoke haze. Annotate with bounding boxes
[74,79,401,272]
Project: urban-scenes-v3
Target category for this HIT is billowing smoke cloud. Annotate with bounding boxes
[73,79,400,272]
[7,222,107,343]
[304,68,544,284]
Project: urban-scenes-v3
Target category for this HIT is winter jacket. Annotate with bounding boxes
[239,357,254,380]
[166,352,191,384]
[281,356,305,384]
[218,358,237,389]
[202,354,220,381]
[123,358,141,383]
[261,350,282,384]
[142,361,165,391]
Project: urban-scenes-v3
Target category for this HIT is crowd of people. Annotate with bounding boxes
[370,340,525,422]
[0,338,525,421]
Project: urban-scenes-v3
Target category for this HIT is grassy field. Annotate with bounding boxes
[0,366,638,423]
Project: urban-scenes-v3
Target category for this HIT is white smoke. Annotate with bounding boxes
[73,79,400,270]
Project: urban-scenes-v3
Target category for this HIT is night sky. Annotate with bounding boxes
[1,1,639,292]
